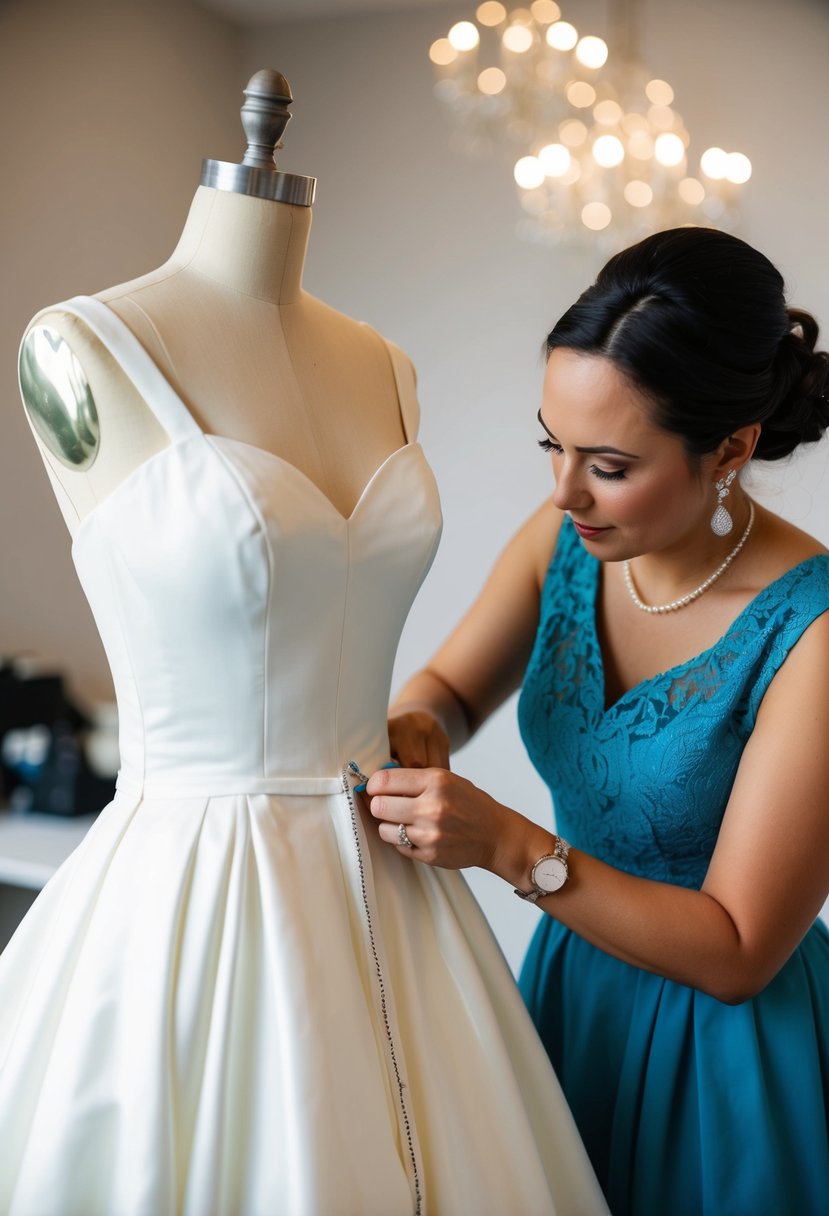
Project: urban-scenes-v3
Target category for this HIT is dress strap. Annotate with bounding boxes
[380,336,420,445]
[46,295,202,442]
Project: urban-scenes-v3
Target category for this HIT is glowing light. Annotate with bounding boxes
[476,1,506,25]
[448,21,480,51]
[575,36,608,69]
[645,79,674,106]
[559,118,588,146]
[503,23,534,52]
[567,81,596,108]
[538,142,571,176]
[700,146,728,179]
[678,177,705,204]
[429,39,457,67]
[582,202,612,230]
[522,188,548,215]
[477,66,507,95]
[628,130,654,160]
[514,155,546,189]
[624,180,653,207]
[592,134,625,168]
[593,100,622,125]
[725,152,752,183]
[654,132,685,166]
[648,105,676,131]
[546,21,578,50]
[621,111,649,134]
[530,0,560,23]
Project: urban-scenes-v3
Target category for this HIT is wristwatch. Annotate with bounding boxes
[514,837,570,903]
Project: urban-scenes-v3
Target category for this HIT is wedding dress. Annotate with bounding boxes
[0,295,607,1216]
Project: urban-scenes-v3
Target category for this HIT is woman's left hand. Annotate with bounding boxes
[364,765,515,871]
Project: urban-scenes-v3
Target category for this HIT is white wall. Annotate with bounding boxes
[243,0,829,970]
[0,0,245,703]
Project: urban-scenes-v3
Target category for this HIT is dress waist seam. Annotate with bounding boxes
[115,772,347,799]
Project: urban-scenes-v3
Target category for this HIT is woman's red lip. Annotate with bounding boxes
[572,521,611,537]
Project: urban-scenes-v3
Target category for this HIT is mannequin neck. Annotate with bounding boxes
[169,185,310,304]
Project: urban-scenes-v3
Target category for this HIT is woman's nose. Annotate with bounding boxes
[552,462,591,512]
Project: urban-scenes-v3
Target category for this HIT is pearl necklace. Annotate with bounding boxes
[623,500,756,615]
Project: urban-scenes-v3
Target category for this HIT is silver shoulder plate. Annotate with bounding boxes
[18,324,100,470]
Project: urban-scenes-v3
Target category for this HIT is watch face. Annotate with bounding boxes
[533,856,568,893]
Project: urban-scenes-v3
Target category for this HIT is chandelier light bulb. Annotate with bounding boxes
[624,180,653,207]
[700,146,729,179]
[538,142,571,176]
[559,118,588,146]
[476,1,507,25]
[679,177,705,204]
[725,152,752,183]
[645,78,674,106]
[566,81,596,108]
[530,0,561,23]
[514,155,546,189]
[448,21,481,52]
[592,134,625,167]
[503,23,534,52]
[582,202,612,230]
[429,38,458,66]
[478,66,507,95]
[575,36,608,69]
[648,105,676,131]
[593,99,623,125]
[546,21,578,51]
[628,130,654,160]
[654,132,685,166]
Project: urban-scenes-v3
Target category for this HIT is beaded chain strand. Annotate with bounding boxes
[623,500,756,614]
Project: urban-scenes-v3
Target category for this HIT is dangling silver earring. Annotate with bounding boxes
[710,469,737,536]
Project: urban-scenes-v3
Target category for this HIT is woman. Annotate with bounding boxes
[364,228,829,1215]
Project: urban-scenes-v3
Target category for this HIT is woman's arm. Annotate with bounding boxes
[390,498,564,764]
[369,610,829,1004]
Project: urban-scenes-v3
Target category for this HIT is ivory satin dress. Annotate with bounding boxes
[0,297,607,1216]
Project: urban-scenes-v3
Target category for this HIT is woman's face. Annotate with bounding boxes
[539,349,716,561]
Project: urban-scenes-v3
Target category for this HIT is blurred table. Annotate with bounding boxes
[0,809,96,949]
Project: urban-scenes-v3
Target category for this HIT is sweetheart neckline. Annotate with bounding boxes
[71,434,423,553]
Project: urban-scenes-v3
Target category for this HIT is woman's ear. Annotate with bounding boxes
[711,424,761,478]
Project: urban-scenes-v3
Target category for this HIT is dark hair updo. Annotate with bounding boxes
[545,227,829,461]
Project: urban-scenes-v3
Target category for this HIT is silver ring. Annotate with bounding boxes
[397,823,415,849]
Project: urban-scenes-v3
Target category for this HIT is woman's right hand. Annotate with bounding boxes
[388,708,451,770]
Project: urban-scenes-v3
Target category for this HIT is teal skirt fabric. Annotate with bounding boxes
[520,918,829,1216]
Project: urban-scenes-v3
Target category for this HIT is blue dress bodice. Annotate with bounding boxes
[519,516,829,887]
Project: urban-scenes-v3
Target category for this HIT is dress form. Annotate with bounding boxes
[19,70,412,534]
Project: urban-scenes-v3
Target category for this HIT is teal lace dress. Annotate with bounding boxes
[517,516,829,1216]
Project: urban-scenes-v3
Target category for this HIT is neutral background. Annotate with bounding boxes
[2,0,828,970]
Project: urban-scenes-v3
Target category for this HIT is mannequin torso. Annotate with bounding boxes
[21,185,412,533]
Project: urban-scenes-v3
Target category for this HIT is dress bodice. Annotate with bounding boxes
[62,297,442,790]
[518,517,829,888]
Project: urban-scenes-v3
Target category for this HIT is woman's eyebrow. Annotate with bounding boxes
[537,409,640,459]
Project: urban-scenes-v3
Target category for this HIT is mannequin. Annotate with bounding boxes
[18,69,411,530]
[4,69,610,1216]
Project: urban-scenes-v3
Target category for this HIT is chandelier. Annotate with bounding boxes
[429,0,752,249]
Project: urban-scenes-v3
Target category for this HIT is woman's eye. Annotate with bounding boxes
[537,437,562,454]
[590,465,626,481]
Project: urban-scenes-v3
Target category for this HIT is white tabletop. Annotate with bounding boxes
[0,810,95,889]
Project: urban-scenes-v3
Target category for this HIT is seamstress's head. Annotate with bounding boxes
[544,226,829,464]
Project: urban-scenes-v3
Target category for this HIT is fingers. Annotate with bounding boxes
[366,765,432,797]
[365,792,420,824]
[426,734,450,769]
[377,820,422,851]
